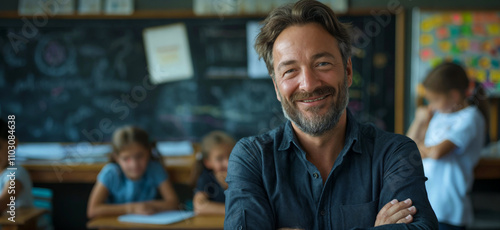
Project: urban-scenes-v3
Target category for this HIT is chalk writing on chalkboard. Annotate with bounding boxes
[34,34,77,77]
[0,16,396,142]
[3,41,27,68]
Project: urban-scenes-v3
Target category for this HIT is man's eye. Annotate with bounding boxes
[284,69,295,74]
[317,62,330,67]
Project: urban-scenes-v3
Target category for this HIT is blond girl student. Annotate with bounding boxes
[193,131,235,215]
[407,62,488,230]
[87,126,179,218]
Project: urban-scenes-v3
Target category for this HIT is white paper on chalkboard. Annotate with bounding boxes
[246,21,270,79]
[143,23,194,84]
[118,211,195,225]
[104,0,134,15]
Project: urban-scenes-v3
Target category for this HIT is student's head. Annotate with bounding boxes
[423,62,470,113]
[255,0,353,136]
[0,119,11,169]
[201,131,235,174]
[111,126,154,180]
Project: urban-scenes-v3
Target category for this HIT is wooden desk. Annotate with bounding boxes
[87,215,224,230]
[22,155,196,185]
[0,208,47,230]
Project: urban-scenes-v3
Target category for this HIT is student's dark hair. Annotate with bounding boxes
[0,119,7,141]
[423,62,489,136]
[110,126,163,165]
[254,0,351,78]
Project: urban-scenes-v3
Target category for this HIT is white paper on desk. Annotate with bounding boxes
[156,141,194,156]
[16,143,66,160]
[118,211,195,225]
[65,143,112,157]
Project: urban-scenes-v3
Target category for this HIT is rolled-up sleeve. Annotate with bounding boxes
[224,139,275,230]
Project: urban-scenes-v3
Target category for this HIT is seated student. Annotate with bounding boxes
[87,126,179,218]
[0,119,34,211]
[407,62,488,230]
[193,131,235,215]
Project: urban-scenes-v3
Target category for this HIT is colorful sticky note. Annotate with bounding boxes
[469,40,480,53]
[430,57,443,67]
[456,38,470,51]
[470,56,480,67]
[487,24,500,35]
[420,34,434,46]
[463,12,473,24]
[439,41,452,52]
[491,70,500,83]
[479,57,491,69]
[461,25,473,36]
[432,15,444,28]
[452,13,463,25]
[491,48,498,57]
[482,41,493,52]
[449,26,460,37]
[420,48,434,61]
[436,27,450,40]
[491,59,499,68]
[494,38,500,46]
[466,68,476,79]
[421,18,434,32]
[451,44,461,55]
[472,24,485,36]
[476,70,487,82]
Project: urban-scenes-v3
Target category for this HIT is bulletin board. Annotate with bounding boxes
[411,10,500,100]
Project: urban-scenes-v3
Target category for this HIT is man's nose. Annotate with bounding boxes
[299,67,321,93]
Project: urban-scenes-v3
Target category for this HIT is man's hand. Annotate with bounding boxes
[374,199,417,226]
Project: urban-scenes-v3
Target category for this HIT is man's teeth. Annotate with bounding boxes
[302,95,327,103]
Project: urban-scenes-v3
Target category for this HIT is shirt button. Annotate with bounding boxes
[320,210,326,216]
[313,173,319,178]
[238,226,243,230]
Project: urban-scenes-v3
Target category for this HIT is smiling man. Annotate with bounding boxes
[224,0,438,229]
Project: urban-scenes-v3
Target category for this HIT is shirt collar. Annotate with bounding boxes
[278,108,362,154]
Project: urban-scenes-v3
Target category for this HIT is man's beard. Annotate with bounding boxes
[279,75,349,136]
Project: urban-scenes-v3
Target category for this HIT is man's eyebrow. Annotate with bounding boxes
[311,52,336,61]
[277,60,297,72]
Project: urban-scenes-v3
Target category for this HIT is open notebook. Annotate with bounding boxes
[118,211,195,225]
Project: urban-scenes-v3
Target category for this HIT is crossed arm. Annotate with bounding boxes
[224,140,438,230]
[407,106,457,160]
[87,179,179,218]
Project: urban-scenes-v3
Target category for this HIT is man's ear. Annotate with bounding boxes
[345,57,353,87]
[272,76,282,102]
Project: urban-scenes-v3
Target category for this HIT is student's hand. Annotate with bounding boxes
[374,199,417,226]
[414,106,432,124]
[128,202,156,215]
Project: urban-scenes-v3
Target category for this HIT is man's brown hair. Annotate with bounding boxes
[254,0,351,78]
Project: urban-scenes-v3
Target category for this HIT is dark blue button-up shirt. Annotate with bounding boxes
[225,110,438,229]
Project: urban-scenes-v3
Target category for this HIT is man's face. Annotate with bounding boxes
[271,23,352,136]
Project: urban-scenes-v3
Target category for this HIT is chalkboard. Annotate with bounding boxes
[0,15,395,142]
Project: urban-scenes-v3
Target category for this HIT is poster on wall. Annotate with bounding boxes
[143,23,194,84]
[412,10,500,99]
